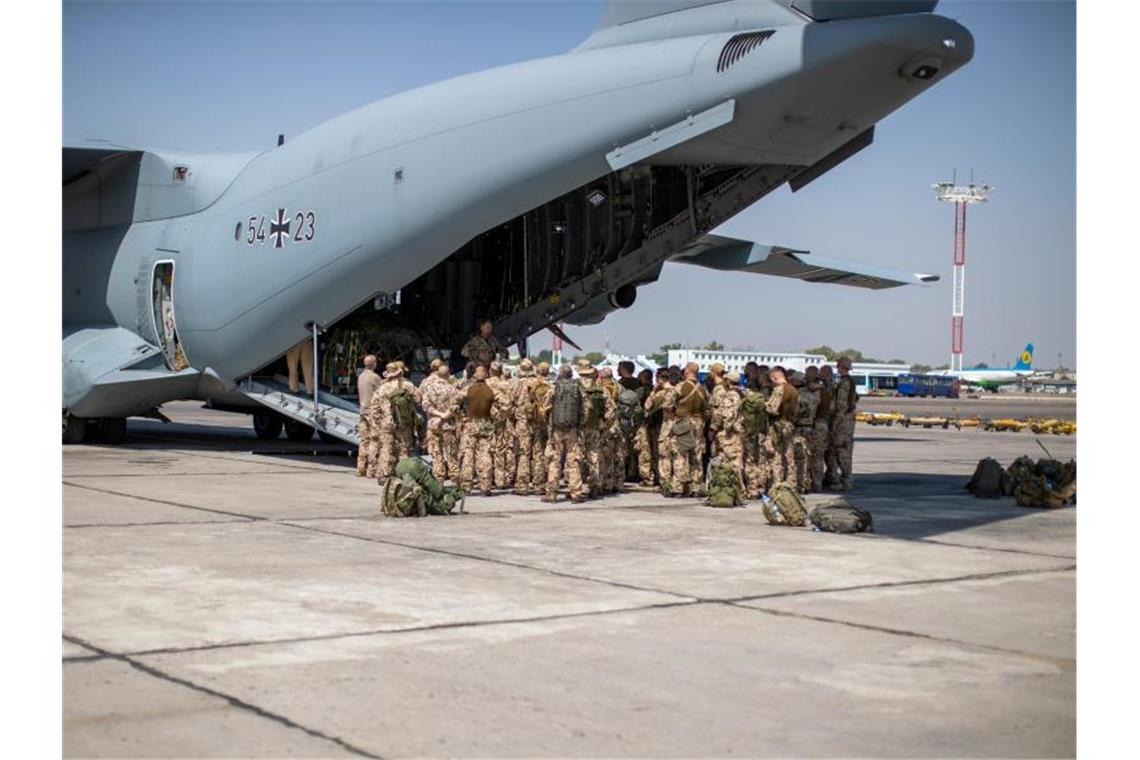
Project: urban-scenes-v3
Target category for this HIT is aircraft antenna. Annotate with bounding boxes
[932,174,993,372]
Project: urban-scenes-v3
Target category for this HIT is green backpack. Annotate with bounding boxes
[389,387,417,429]
[582,385,606,429]
[706,458,743,508]
[617,388,644,435]
[741,391,768,436]
[381,457,465,517]
[762,481,807,526]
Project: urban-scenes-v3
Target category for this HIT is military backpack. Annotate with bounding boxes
[741,391,768,437]
[389,386,417,429]
[380,456,465,517]
[617,387,644,435]
[706,458,744,508]
[582,385,606,429]
[762,481,808,526]
[671,416,697,453]
[531,381,552,426]
[809,502,873,533]
[550,379,580,430]
[966,457,1004,499]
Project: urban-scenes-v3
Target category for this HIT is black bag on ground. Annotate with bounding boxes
[810,502,873,534]
[966,457,1004,499]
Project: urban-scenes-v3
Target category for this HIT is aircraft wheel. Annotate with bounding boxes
[284,419,315,442]
[99,418,128,444]
[252,410,284,440]
[63,415,87,445]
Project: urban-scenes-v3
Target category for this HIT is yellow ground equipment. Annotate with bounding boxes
[957,417,981,429]
[983,418,1027,433]
[860,412,908,427]
[903,416,952,429]
[1028,418,1076,436]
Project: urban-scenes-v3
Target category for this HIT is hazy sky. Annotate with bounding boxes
[64,0,1076,368]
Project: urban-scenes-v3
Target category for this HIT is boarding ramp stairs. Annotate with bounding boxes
[241,377,361,446]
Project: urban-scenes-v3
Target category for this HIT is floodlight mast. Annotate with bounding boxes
[932,176,993,372]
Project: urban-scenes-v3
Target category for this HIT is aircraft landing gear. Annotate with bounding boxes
[252,410,284,440]
[99,418,127,444]
[63,414,87,444]
[283,419,315,442]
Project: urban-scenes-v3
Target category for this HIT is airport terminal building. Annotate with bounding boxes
[666,348,911,394]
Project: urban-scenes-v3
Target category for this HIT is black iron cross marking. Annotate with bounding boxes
[269,208,290,248]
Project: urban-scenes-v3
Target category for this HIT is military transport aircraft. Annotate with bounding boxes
[63,0,971,444]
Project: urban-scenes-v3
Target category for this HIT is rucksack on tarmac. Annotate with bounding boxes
[380,456,465,517]
[551,380,580,430]
[966,457,1004,499]
[1001,455,1035,497]
[810,502,874,534]
[762,481,807,526]
[617,387,645,435]
[706,458,744,508]
[389,387,418,429]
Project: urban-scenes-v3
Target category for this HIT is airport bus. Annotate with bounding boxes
[896,373,960,398]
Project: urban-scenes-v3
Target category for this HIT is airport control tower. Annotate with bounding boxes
[933,175,993,372]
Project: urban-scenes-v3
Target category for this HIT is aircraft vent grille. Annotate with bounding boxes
[717,30,775,74]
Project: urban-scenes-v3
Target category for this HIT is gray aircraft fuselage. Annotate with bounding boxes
[63,1,972,421]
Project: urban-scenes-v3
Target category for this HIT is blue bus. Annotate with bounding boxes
[896,373,960,399]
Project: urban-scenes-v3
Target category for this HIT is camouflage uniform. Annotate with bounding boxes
[512,360,546,495]
[421,373,462,482]
[543,377,585,501]
[644,382,674,492]
[791,380,819,493]
[460,332,508,369]
[355,367,381,477]
[740,387,770,498]
[485,366,516,489]
[829,373,858,490]
[578,373,616,496]
[811,381,833,492]
[368,367,421,482]
[459,378,496,493]
[599,377,624,493]
[631,383,655,485]
[668,378,704,496]
[712,381,745,483]
[764,382,798,487]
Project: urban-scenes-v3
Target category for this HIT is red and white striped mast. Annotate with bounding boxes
[933,173,993,372]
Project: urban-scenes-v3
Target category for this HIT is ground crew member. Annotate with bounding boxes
[829,357,858,491]
[667,364,703,497]
[421,361,461,483]
[543,364,586,503]
[459,365,496,495]
[644,369,674,492]
[713,371,745,482]
[460,318,509,369]
[355,355,381,478]
[368,361,421,482]
[790,370,819,493]
[813,365,834,492]
[764,366,798,486]
[486,361,516,490]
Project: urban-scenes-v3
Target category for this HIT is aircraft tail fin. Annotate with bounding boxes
[1013,343,1034,371]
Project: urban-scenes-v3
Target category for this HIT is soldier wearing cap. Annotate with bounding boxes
[541,364,586,503]
[816,364,836,490]
[460,319,509,369]
[355,355,381,478]
[633,368,656,485]
[485,360,516,489]
[764,367,799,487]
[368,360,421,482]
[829,356,858,492]
[706,362,727,459]
[421,360,461,483]
[529,361,553,494]
[511,358,543,495]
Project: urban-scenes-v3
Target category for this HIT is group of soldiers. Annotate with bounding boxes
[354,321,857,503]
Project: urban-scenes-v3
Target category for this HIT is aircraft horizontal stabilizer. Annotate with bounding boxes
[669,234,938,290]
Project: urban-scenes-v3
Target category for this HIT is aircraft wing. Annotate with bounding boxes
[668,234,938,290]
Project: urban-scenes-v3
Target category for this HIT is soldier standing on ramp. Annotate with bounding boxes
[369,361,421,483]
[355,355,381,478]
[829,357,858,492]
[460,318,509,369]
[459,365,496,496]
[543,364,587,504]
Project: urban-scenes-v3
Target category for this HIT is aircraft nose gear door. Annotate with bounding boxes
[151,261,189,371]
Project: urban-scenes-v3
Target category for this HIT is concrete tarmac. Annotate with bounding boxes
[63,402,1076,758]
